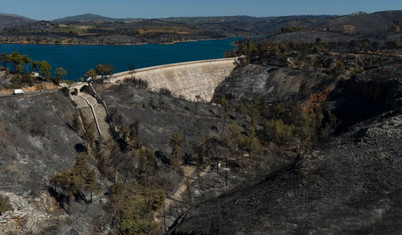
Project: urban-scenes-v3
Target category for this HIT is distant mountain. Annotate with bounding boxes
[163,16,262,24]
[53,13,117,23]
[0,13,35,29]
[1,11,400,45]
[317,10,402,34]
[163,15,336,24]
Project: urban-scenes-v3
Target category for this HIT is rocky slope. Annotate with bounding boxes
[214,52,401,128]
[169,39,402,234]
[0,90,109,234]
[0,91,81,194]
[213,63,337,103]
[171,110,402,234]
[95,82,287,232]
[97,83,228,155]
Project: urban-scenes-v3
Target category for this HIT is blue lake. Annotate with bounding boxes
[0,38,240,81]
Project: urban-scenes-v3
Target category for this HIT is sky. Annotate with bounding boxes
[1,0,401,20]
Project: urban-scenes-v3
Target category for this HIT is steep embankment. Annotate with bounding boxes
[0,91,85,233]
[0,91,82,193]
[97,83,227,155]
[213,63,338,103]
[214,53,401,130]
[171,111,402,234]
[170,44,402,234]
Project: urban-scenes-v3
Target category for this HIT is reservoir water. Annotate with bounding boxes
[0,38,240,81]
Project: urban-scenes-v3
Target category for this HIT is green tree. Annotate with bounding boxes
[0,195,12,215]
[39,61,52,78]
[50,169,75,214]
[224,49,233,58]
[221,114,230,139]
[85,169,97,202]
[245,130,261,156]
[50,153,98,213]
[32,60,40,72]
[278,42,289,54]
[96,64,105,78]
[108,182,165,234]
[0,52,11,68]
[104,64,114,77]
[96,64,114,83]
[170,132,183,165]
[263,119,293,144]
[332,61,346,75]
[271,45,281,56]
[16,64,23,74]
[73,153,90,176]
[235,103,246,118]
[227,123,246,160]
[10,51,23,74]
[85,68,97,80]
[220,95,228,114]
[195,137,206,166]
[54,67,67,85]
[21,54,31,73]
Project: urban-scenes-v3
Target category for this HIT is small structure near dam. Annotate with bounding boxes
[109,57,239,102]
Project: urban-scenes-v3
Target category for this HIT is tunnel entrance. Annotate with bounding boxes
[80,85,89,93]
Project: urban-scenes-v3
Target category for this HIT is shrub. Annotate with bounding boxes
[108,182,165,234]
[10,74,35,87]
[263,119,294,144]
[170,132,183,165]
[0,195,12,214]
[123,77,148,89]
[61,80,74,85]
[159,87,172,96]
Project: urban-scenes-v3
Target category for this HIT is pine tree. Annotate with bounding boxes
[49,153,98,212]
[86,169,97,202]
[170,132,183,165]
[73,153,90,176]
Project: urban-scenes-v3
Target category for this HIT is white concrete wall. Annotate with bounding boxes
[110,58,238,102]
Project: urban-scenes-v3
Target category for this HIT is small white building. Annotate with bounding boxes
[31,72,40,77]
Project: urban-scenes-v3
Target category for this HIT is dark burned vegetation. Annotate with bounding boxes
[1,10,401,235]
[169,33,401,234]
[0,31,397,234]
[225,35,401,131]
[53,35,400,234]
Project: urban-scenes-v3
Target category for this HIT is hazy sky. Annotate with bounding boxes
[1,0,401,20]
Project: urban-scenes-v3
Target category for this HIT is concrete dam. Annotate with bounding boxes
[109,58,239,102]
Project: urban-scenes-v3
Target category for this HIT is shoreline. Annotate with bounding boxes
[0,36,245,47]
[0,37,241,81]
